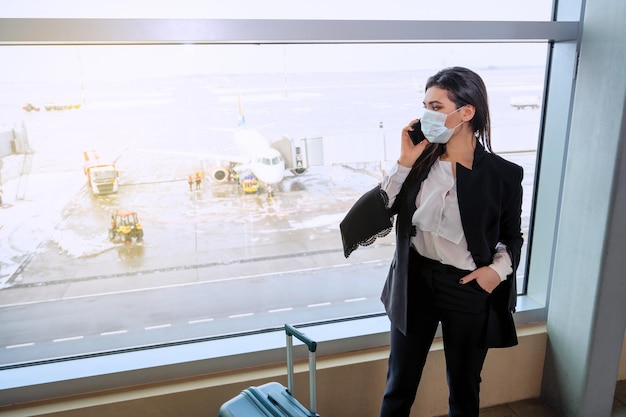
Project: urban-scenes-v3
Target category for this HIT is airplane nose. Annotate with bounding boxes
[264,164,285,184]
[267,171,284,184]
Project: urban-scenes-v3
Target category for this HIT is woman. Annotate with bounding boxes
[340,66,524,417]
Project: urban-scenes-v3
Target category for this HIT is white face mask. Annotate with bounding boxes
[420,106,465,144]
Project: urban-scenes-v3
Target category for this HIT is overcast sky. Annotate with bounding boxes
[0,43,547,84]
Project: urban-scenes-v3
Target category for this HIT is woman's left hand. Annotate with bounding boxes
[459,266,501,294]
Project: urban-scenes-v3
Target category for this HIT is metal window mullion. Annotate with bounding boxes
[0,19,579,45]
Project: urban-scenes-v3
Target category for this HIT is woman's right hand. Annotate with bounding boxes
[398,119,430,168]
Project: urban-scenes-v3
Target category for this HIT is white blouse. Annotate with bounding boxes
[381,159,512,281]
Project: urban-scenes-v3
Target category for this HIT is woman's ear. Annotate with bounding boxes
[462,104,476,122]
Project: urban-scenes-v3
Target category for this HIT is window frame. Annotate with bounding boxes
[0,18,578,45]
[0,16,580,405]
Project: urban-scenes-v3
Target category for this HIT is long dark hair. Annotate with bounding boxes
[409,67,492,181]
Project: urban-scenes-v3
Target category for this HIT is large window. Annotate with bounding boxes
[0,0,581,404]
[1,42,544,366]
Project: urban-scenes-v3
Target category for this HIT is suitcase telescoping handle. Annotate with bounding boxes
[285,324,318,416]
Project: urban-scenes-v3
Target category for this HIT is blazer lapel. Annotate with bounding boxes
[456,143,488,264]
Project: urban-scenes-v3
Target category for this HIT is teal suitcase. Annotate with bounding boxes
[218,324,320,417]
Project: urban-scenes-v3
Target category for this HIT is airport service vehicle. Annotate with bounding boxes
[510,95,541,109]
[109,210,143,243]
[83,151,119,195]
[44,103,81,111]
[22,103,40,112]
[241,175,259,194]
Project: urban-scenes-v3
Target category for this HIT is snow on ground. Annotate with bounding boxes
[0,168,84,286]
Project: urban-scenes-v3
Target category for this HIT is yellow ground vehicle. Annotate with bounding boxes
[241,175,259,194]
[109,210,143,243]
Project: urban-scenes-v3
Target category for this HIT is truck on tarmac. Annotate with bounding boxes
[109,210,143,243]
[83,150,119,195]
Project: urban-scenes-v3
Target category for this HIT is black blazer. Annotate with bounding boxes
[341,143,524,348]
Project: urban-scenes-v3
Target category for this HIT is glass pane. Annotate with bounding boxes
[0,43,545,366]
[2,0,553,21]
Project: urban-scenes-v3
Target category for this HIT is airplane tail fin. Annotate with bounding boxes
[237,90,246,128]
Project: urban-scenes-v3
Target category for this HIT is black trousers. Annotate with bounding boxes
[380,249,490,417]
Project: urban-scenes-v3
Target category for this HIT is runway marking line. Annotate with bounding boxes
[345,297,367,303]
[189,318,214,324]
[145,324,171,330]
[101,330,128,336]
[269,307,293,313]
[53,336,84,343]
[308,302,331,308]
[6,342,35,349]
[229,312,254,319]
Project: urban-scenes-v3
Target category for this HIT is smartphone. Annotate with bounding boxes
[408,120,426,145]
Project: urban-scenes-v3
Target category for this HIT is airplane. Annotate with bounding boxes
[141,95,307,197]
[216,99,287,194]
[205,95,308,197]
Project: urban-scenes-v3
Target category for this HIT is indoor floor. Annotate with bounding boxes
[434,380,626,417]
